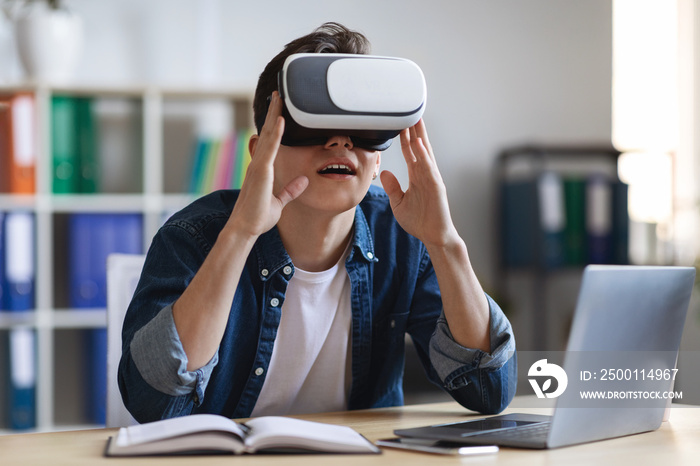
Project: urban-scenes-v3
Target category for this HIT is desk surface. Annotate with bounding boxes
[1,398,699,465]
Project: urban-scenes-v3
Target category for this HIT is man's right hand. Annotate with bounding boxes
[173,92,308,371]
[227,91,309,239]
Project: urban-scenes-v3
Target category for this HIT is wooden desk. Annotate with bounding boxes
[1,398,699,465]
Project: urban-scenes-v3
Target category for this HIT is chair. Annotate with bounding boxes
[105,253,146,428]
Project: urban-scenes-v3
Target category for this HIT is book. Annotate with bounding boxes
[202,138,221,192]
[0,93,36,194]
[213,133,234,190]
[233,128,253,189]
[187,128,253,194]
[188,137,208,194]
[6,327,37,430]
[105,414,381,456]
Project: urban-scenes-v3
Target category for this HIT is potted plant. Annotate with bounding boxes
[2,0,82,82]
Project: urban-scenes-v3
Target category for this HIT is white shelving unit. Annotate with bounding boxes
[0,83,253,432]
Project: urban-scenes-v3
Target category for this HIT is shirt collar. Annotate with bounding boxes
[350,205,379,264]
[255,205,378,280]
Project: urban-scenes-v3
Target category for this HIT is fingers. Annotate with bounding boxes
[401,119,436,168]
[255,92,285,165]
[379,170,404,206]
[263,91,284,127]
[399,128,417,165]
[276,175,309,207]
[412,119,436,164]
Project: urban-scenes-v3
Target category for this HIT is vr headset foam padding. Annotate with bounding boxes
[277,53,426,151]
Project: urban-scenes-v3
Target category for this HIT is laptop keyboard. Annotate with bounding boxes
[471,422,551,441]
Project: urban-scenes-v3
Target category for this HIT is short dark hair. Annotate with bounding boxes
[252,22,371,133]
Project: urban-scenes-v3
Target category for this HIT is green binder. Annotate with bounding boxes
[51,96,78,194]
[563,178,587,265]
[75,97,99,193]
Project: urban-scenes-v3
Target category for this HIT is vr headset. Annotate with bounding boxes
[276,53,426,151]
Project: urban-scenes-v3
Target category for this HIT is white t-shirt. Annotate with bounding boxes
[250,252,352,417]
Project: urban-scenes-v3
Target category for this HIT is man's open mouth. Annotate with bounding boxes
[318,164,356,175]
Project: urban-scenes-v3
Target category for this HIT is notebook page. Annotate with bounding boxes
[116,414,245,447]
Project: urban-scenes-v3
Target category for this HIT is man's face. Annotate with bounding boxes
[273,136,381,214]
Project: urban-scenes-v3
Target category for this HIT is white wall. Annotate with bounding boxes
[0,0,613,291]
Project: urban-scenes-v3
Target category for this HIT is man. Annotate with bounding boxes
[119,22,516,422]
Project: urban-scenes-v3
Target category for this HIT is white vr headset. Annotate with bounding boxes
[277,53,427,151]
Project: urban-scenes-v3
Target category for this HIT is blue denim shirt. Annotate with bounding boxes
[118,186,517,423]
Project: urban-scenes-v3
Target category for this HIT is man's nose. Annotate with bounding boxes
[324,135,354,149]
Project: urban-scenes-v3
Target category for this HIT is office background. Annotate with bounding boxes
[0,0,614,289]
[1,0,698,429]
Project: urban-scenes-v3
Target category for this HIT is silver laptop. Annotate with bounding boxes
[395,265,695,449]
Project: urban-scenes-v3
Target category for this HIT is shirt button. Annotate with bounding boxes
[255,367,264,376]
[367,252,374,259]
[283,265,292,275]
[261,269,269,277]
[390,319,396,328]
[270,298,280,307]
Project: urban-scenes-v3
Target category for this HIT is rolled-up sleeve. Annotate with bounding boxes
[430,294,515,376]
[130,303,218,399]
[428,294,517,414]
[118,216,224,422]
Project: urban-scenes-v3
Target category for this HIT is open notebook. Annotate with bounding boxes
[105,414,380,456]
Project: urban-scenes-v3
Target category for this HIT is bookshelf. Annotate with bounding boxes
[494,145,629,352]
[0,83,253,432]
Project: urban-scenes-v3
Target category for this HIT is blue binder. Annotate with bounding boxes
[611,181,630,265]
[500,180,537,267]
[585,175,614,264]
[0,211,4,309]
[2,211,35,311]
[7,327,37,430]
[85,327,108,426]
[68,213,143,425]
[537,172,566,269]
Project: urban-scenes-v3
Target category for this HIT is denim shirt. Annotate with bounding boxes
[118,185,517,423]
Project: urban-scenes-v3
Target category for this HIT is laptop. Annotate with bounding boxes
[395,265,695,449]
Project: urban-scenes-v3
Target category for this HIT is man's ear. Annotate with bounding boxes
[248,133,259,158]
[375,153,382,176]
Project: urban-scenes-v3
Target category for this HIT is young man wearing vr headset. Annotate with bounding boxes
[119,22,516,422]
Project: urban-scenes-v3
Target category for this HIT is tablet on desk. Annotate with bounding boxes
[376,438,498,456]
